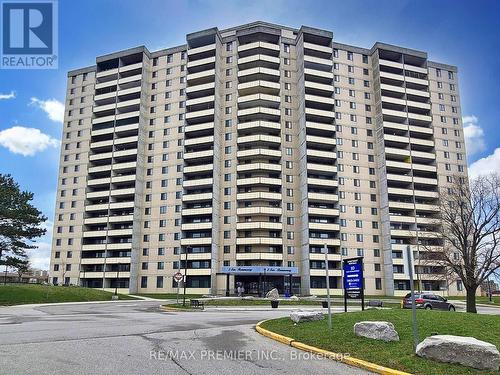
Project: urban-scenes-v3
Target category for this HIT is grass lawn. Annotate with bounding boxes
[260,309,500,375]
[0,284,137,306]
[136,293,203,299]
[447,296,499,306]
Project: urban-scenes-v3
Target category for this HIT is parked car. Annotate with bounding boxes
[402,292,456,311]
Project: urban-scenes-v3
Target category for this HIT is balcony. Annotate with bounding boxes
[237,120,281,132]
[308,222,340,231]
[379,59,403,70]
[186,82,215,96]
[187,56,216,69]
[304,55,333,67]
[187,69,216,84]
[236,162,281,173]
[110,188,135,197]
[306,134,334,146]
[236,206,282,216]
[237,41,280,54]
[304,68,334,81]
[307,163,337,174]
[181,237,212,246]
[236,252,283,261]
[307,177,337,187]
[236,221,282,230]
[309,238,341,247]
[380,71,404,82]
[238,54,280,67]
[237,67,280,82]
[184,135,214,146]
[188,43,216,57]
[308,192,338,202]
[237,106,280,121]
[304,81,334,95]
[183,164,213,174]
[185,95,215,107]
[236,237,283,246]
[411,150,436,160]
[308,207,339,217]
[237,80,280,96]
[182,207,213,216]
[303,42,332,55]
[183,149,214,160]
[237,177,282,186]
[183,177,213,188]
[237,134,281,145]
[107,228,133,237]
[181,222,213,231]
[307,149,336,160]
[182,192,213,202]
[185,108,215,123]
[237,93,280,108]
[185,122,214,134]
[306,122,335,133]
[236,192,281,201]
[407,112,432,123]
[237,148,281,159]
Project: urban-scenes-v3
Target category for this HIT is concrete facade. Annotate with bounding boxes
[49,22,468,297]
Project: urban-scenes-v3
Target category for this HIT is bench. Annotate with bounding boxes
[367,300,383,308]
[190,299,205,310]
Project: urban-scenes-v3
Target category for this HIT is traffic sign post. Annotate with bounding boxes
[173,272,183,304]
[343,257,364,312]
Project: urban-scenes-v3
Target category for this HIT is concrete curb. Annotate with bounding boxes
[159,305,203,312]
[255,319,412,375]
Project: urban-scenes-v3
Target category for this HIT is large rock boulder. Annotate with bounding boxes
[290,311,324,323]
[416,335,500,370]
[353,321,400,342]
[266,288,279,300]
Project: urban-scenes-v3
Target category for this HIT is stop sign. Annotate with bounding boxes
[173,272,183,283]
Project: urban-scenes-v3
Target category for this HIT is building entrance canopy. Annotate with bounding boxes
[220,266,299,275]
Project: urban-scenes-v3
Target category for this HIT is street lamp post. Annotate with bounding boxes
[323,244,332,330]
[182,247,190,307]
[406,246,419,350]
[114,263,120,297]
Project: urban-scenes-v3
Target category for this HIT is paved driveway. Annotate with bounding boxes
[0,301,371,375]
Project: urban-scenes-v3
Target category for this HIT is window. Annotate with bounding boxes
[141,276,148,288]
[156,276,163,288]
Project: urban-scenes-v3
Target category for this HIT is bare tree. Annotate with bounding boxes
[436,173,500,313]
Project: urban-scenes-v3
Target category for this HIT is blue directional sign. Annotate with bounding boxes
[343,257,364,300]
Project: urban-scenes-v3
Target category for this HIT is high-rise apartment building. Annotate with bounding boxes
[50,22,468,297]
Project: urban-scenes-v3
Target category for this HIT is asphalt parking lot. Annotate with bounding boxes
[0,301,372,375]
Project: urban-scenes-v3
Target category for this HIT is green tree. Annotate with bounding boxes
[0,174,47,263]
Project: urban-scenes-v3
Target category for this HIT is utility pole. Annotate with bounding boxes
[407,245,419,350]
[323,244,332,330]
[182,246,190,307]
[488,278,493,302]
[114,263,120,297]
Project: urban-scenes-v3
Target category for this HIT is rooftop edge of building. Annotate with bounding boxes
[67,21,457,77]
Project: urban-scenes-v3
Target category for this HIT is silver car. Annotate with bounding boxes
[402,292,456,311]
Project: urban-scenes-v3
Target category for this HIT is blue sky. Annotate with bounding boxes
[0,0,499,269]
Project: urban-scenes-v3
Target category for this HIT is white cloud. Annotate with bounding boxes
[30,97,65,123]
[462,115,486,157]
[26,242,51,270]
[0,126,59,156]
[468,148,500,179]
[0,91,16,100]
